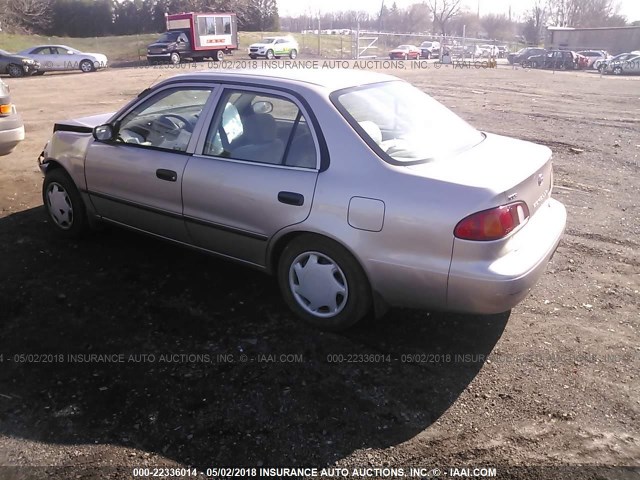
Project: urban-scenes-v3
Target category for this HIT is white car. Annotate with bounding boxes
[16,45,108,74]
[480,45,499,58]
[248,36,298,60]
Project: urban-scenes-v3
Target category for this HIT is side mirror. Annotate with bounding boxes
[93,124,115,142]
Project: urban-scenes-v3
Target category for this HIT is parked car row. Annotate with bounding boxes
[0,45,108,77]
[509,47,640,75]
[598,51,640,75]
[523,50,588,70]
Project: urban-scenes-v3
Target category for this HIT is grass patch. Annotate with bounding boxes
[1,31,355,62]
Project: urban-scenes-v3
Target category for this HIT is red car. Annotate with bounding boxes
[389,45,421,60]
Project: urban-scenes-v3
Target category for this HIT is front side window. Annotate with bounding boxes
[333,81,483,165]
[203,89,317,168]
[116,87,212,152]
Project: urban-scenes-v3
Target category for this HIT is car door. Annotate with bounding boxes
[29,47,57,70]
[85,84,215,242]
[275,39,289,56]
[182,86,321,267]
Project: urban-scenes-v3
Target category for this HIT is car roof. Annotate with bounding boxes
[171,69,398,92]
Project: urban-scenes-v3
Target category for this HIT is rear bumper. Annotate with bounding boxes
[446,197,567,314]
[0,118,25,156]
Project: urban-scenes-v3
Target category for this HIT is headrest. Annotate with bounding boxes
[358,120,382,145]
[243,113,277,143]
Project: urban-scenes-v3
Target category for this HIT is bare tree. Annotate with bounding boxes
[522,0,547,44]
[428,0,461,34]
[546,0,624,27]
[0,0,52,33]
[481,14,513,39]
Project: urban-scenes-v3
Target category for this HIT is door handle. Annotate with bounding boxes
[278,191,304,206]
[156,169,177,182]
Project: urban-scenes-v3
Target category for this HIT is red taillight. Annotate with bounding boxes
[454,201,529,241]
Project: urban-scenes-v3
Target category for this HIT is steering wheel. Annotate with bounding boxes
[154,113,193,137]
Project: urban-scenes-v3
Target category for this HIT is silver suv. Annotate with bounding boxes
[0,79,25,156]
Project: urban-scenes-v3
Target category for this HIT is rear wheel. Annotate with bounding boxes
[278,235,371,331]
[7,64,24,77]
[43,168,88,238]
[213,50,224,62]
[423,51,431,59]
[613,66,623,75]
[289,49,298,59]
[79,59,94,73]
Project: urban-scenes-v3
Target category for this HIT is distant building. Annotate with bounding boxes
[545,26,640,54]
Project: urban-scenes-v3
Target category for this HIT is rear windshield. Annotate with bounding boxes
[333,81,483,165]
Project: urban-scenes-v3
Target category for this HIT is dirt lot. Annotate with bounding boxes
[0,63,638,480]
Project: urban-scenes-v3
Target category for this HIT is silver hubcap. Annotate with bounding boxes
[81,62,92,72]
[46,182,73,229]
[289,251,348,318]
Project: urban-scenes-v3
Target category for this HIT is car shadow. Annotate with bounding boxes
[0,206,509,468]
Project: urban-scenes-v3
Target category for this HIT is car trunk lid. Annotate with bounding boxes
[407,132,554,219]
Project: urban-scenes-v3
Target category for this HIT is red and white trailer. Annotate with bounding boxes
[147,12,238,64]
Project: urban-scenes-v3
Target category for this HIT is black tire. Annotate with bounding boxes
[423,51,431,59]
[7,64,24,78]
[213,50,224,62]
[33,71,45,76]
[289,49,298,59]
[532,60,538,68]
[170,52,181,65]
[613,66,623,75]
[249,54,257,59]
[42,168,88,238]
[266,49,274,60]
[79,59,95,73]
[278,234,371,331]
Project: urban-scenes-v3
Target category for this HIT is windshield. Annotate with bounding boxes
[157,32,181,43]
[333,81,484,165]
[421,42,433,47]
[263,37,277,43]
[0,49,10,55]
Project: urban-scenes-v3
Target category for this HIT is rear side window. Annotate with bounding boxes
[203,89,318,169]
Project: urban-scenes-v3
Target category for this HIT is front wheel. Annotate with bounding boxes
[289,49,298,59]
[266,49,274,60]
[170,52,181,65]
[43,168,88,237]
[79,59,95,73]
[613,66,623,75]
[423,51,431,59]
[7,64,24,77]
[278,235,371,331]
